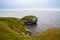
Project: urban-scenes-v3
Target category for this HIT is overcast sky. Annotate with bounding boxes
[0,0,60,9]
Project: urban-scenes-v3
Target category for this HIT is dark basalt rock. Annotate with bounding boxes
[22,15,38,25]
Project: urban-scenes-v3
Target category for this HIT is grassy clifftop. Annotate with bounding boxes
[32,28,60,40]
[0,17,26,34]
[0,17,32,40]
[0,21,32,40]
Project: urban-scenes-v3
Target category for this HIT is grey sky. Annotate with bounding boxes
[0,0,60,9]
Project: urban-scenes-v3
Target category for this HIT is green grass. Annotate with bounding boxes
[0,17,27,34]
[0,17,32,40]
[24,15,36,19]
[0,19,32,40]
[32,28,60,40]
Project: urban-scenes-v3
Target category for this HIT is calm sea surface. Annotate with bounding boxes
[0,11,60,36]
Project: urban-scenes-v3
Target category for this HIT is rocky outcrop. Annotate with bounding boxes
[22,15,38,25]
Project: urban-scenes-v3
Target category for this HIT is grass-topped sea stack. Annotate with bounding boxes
[22,15,38,25]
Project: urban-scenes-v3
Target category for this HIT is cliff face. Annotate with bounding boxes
[32,18,37,23]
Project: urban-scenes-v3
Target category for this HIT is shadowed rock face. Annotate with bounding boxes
[22,16,37,25]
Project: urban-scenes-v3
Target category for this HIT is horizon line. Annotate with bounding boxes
[0,8,60,11]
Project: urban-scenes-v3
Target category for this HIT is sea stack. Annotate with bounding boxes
[22,15,38,25]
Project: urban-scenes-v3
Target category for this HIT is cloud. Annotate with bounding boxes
[0,0,60,9]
